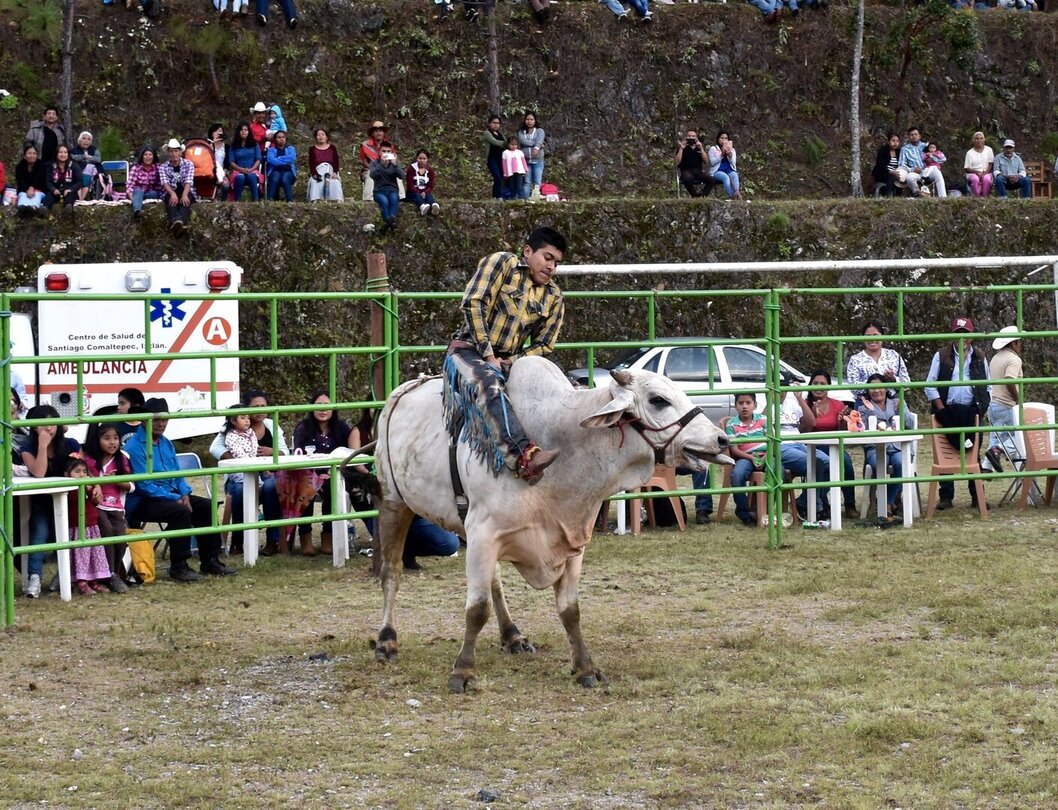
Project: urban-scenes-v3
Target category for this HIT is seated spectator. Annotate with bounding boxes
[214,0,249,18]
[806,369,857,517]
[369,140,403,232]
[778,388,831,519]
[159,138,196,236]
[963,131,994,197]
[116,386,146,445]
[229,122,262,202]
[128,144,164,221]
[501,135,528,201]
[897,126,947,197]
[207,123,231,199]
[856,373,912,515]
[872,132,902,197]
[746,0,782,23]
[249,103,269,154]
[708,131,742,201]
[125,398,235,582]
[483,114,507,199]
[49,144,82,208]
[406,148,439,216]
[993,138,1031,198]
[724,393,768,527]
[70,131,101,201]
[265,130,297,202]
[256,0,297,28]
[307,127,343,201]
[266,104,288,140]
[600,0,652,21]
[15,143,50,216]
[402,516,460,570]
[24,105,67,164]
[676,128,714,198]
[359,121,393,202]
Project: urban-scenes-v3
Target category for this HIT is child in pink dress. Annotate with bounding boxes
[501,136,528,201]
[66,457,112,595]
[84,423,134,591]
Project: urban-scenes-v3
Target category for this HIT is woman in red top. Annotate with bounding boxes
[807,369,857,517]
[307,127,342,201]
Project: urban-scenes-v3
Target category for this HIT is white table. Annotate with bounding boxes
[218,450,373,568]
[800,433,922,530]
[13,476,78,602]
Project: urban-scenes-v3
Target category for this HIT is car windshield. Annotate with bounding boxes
[609,347,653,370]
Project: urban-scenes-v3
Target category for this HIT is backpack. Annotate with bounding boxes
[125,527,156,584]
[539,182,564,202]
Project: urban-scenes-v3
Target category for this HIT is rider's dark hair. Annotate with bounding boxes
[526,226,567,255]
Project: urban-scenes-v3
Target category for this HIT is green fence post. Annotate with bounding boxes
[765,288,782,549]
[1,292,12,625]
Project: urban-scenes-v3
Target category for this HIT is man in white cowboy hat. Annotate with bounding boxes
[159,138,196,236]
[359,120,396,201]
[250,102,269,153]
[985,325,1024,472]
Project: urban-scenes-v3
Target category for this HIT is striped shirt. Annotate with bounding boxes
[453,252,564,359]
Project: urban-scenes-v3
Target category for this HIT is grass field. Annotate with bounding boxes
[3,467,1058,808]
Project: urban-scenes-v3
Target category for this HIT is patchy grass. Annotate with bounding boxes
[4,473,1058,807]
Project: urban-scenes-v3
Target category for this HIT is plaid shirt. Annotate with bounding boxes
[159,158,196,199]
[454,251,564,359]
[127,162,162,193]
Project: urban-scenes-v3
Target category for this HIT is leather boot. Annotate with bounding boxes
[320,531,333,555]
[279,533,291,555]
[300,533,317,556]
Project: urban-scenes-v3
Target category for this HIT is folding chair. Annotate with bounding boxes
[1016,405,1058,509]
[997,402,1049,507]
[926,415,988,519]
[100,159,130,200]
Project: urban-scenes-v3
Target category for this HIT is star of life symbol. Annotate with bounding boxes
[149,287,187,328]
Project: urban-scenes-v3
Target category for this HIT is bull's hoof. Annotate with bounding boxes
[504,636,536,655]
[575,669,609,688]
[448,670,478,694]
[374,640,399,664]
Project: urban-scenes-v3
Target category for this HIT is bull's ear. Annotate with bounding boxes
[580,387,635,429]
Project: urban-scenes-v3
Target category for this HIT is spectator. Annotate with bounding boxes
[871,132,903,197]
[993,138,1031,198]
[806,369,857,518]
[266,105,288,140]
[83,421,133,592]
[441,0,484,21]
[249,102,269,154]
[15,143,50,216]
[517,111,545,200]
[483,114,507,199]
[855,374,911,516]
[675,128,714,197]
[49,144,82,209]
[207,123,231,200]
[208,389,287,556]
[19,404,81,598]
[402,516,460,570]
[127,144,164,222]
[369,140,403,232]
[985,326,1023,472]
[747,0,782,23]
[924,316,990,511]
[125,398,235,581]
[406,148,439,216]
[116,387,146,445]
[70,131,101,201]
[778,388,831,519]
[501,135,528,201]
[898,126,947,197]
[257,0,297,27]
[528,0,552,24]
[707,130,742,201]
[359,120,390,202]
[24,105,67,164]
[307,127,342,201]
[64,457,113,596]
[845,320,910,397]
[159,138,196,236]
[292,390,356,556]
[265,130,297,202]
[923,141,947,186]
[600,0,652,20]
[963,131,994,197]
[229,122,262,202]
[215,0,249,18]
[724,393,768,526]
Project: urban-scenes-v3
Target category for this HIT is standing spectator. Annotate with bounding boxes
[501,135,528,201]
[483,114,507,199]
[307,127,342,201]
[24,105,67,164]
[871,132,903,197]
[64,458,113,596]
[48,145,82,209]
[406,148,439,216]
[265,130,297,202]
[83,422,133,592]
[70,131,101,201]
[359,120,391,202]
[249,102,269,154]
[369,140,403,232]
[0,158,7,204]
[924,316,990,511]
[963,131,994,198]
[229,123,262,202]
[257,0,297,27]
[985,326,1023,472]
[159,138,196,236]
[600,0,652,20]
[845,320,910,397]
[125,398,235,581]
[15,143,50,216]
[517,111,545,200]
[707,130,742,201]
[127,144,164,222]
[993,139,1031,198]
[675,128,714,197]
[898,126,947,197]
[207,123,231,200]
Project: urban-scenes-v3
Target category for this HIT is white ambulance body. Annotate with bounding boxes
[10,261,242,441]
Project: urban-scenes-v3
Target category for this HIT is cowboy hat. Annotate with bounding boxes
[251,101,268,113]
[367,120,388,133]
[165,138,183,151]
[131,397,170,416]
[992,326,1021,350]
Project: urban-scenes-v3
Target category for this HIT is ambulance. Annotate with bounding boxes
[8,261,242,440]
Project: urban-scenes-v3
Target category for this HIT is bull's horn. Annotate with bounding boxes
[610,369,633,386]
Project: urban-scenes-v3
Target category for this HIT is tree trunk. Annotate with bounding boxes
[486,0,501,115]
[849,0,865,197]
[61,0,76,141]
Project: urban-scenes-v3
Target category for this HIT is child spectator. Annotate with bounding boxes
[406,148,439,216]
[116,387,146,445]
[221,409,259,535]
[501,135,528,201]
[266,104,288,140]
[483,114,507,199]
[923,142,947,176]
[725,393,768,526]
[127,144,164,222]
[65,457,113,596]
[84,422,134,592]
[369,140,403,232]
[265,130,297,202]
[307,127,342,201]
[15,143,50,216]
[229,122,263,201]
[49,145,82,208]
[70,131,101,201]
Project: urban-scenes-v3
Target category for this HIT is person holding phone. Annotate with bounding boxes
[675,129,714,198]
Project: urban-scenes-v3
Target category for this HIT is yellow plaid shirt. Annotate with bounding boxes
[454,251,564,359]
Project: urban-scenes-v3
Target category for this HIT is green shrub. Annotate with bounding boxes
[97,126,132,162]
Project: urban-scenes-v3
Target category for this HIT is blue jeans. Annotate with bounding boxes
[256,0,296,20]
[690,469,714,516]
[748,0,779,13]
[225,476,281,546]
[995,175,1031,198]
[602,0,649,14]
[27,495,56,577]
[864,446,903,505]
[487,158,505,199]
[17,191,46,208]
[714,170,741,198]
[987,402,1018,460]
[233,171,260,201]
[405,516,460,560]
[374,187,400,222]
[505,174,525,200]
[730,458,759,522]
[781,442,830,511]
[523,159,544,197]
[267,170,294,201]
[407,189,436,207]
[131,189,164,212]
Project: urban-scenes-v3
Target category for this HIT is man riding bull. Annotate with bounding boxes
[443,226,568,481]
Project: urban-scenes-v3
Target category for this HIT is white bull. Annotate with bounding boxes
[371,356,732,691]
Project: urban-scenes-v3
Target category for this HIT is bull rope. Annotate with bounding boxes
[383,375,441,505]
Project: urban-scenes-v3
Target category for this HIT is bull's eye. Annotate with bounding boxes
[649,396,671,408]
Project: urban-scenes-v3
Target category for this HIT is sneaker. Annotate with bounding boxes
[695,511,712,525]
[169,564,204,583]
[169,220,185,236]
[985,447,1004,473]
[200,559,238,577]
[430,202,440,215]
[25,574,41,599]
[108,574,129,594]
[257,12,267,24]
[419,203,430,216]
[616,10,628,19]
[287,16,297,28]
[132,209,142,222]
[936,498,954,511]
[641,11,653,21]
[739,514,757,527]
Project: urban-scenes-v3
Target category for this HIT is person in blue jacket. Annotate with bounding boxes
[265,130,297,202]
[125,398,235,582]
